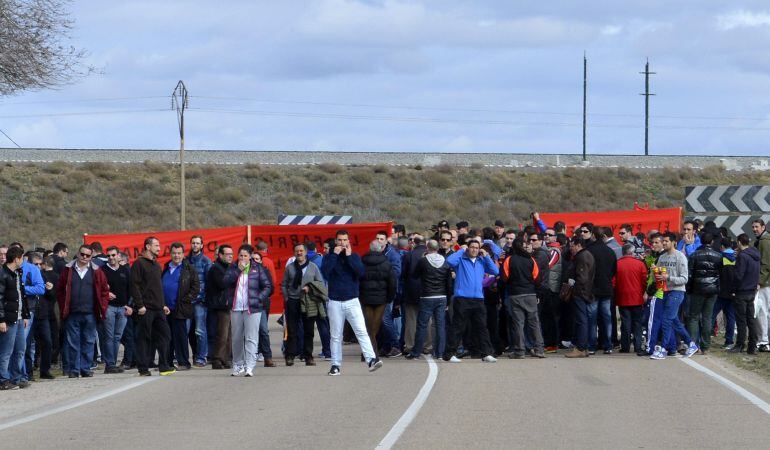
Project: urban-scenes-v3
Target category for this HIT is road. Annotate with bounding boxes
[1,320,769,449]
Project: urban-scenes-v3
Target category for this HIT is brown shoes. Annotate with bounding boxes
[305,357,316,366]
[264,359,276,367]
[564,348,588,358]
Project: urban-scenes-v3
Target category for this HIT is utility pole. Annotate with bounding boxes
[639,59,655,156]
[582,53,587,161]
[172,81,189,230]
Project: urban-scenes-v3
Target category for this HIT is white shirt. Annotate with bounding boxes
[75,263,89,279]
[233,270,249,311]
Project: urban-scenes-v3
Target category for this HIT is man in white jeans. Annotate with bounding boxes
[321,230,383,376]
[753,220,770,351]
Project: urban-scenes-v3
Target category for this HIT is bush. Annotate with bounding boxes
[423,171,452,189]
[350,170,374,184]
[327,182,350,196]
[143,160,167,174]
[319,162,343,174]
[42,161,72,175]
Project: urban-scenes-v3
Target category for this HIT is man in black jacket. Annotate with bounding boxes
[730,234,761,354]
[0,246,29,390]
[587,228,617,354]
[686,233,723,354]
[407,240,452,359]
[505,238,546,359]
[401,235,428,356]
[565,236,596,358]
[206,245,233,370]
[162,242,200,371]
[359,241,396,358]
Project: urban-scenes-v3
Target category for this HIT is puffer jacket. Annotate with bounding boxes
[359,252,395,305]
[687,245,723,295]
[0,265,29,324]
[414,253,453,298]
[223,263,273,313]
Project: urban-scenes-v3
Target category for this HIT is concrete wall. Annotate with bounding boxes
[1,148,769,170]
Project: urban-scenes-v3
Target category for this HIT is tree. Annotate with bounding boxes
[0,0,91,96]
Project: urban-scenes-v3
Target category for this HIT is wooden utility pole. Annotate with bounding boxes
[172,81,189,230]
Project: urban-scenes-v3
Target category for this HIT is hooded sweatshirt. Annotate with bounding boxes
[446,249,499,300]
[415,253,453,298]
[735,246,761,295]
[718,248,736,299]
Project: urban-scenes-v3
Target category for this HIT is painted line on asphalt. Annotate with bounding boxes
[680,358,770,415]
[0,377,160,431]
[376,355,439,450]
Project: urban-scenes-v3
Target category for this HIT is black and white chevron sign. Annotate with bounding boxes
[277,214,353,226]
[687,214,770,238]
[685,185,770,213]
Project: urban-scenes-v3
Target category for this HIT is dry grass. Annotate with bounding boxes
[0,162,768,249]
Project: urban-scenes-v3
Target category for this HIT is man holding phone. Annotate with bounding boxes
[321,230,382,376]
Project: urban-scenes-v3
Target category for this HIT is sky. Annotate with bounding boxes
[2,0,770,155]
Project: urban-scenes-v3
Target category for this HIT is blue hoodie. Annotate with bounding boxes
[446,249,499,300]
[21,260,46,297]
[677,235,701,257]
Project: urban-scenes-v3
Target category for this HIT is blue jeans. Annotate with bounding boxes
[589,297,612,351]
[258,311,272,358]
[23,310,35,381]
[712,297,736,345]
[0,321,26,383]
[193,303,208,364]
[316,313,331,358]
[380,302,401,351]
[662,291,692,353]
[411,297,447,357]
[65,313,97,375]
[103,305,127,368]
[573,297,597,351]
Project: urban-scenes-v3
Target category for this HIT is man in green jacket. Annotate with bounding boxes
[752,220,770,351]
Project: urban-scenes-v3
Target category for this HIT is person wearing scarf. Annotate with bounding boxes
[281,243,325,367]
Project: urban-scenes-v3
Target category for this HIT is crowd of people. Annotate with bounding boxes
[1,215,769,387]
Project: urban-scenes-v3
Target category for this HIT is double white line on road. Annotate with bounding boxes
[680,358,770,415]
[376,356,439,450]
[0,377,160,432]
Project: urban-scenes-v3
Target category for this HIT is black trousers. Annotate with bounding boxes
[484,288,503,355]
[734,293,758,350]
[619,305,644,352]
[284,298,304,358]
[445,297,493,358]
[135,309,171,372]
[539,290,561,347]
[168,317,190,368]
[34,318,54,376]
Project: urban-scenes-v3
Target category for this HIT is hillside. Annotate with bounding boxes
[1,160,768,249]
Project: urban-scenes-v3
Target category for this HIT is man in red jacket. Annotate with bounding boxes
[614,244,649,356]
[56,244,111,378]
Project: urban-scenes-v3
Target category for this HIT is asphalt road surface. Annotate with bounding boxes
[1,320,769,449]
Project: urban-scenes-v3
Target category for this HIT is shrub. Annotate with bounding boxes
[327,182,350,196]
[350,170,374,184]
[319,162,343,174]
[423,171,452,189]
[42,161,72,175]
[143,160,167,174]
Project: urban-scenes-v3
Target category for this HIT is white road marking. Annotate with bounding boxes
[680,358,770,415]
[376,356,439,450]
[0,377,160,431]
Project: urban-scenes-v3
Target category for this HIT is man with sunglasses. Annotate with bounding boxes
[56,245,111,378]
[101,246,132,373]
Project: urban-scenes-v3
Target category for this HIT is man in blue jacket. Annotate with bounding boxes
[443,238,499,363]
[321,230,383,376]
[10,244,45,384]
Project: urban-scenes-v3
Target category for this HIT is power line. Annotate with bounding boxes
[188,107,770,132]
[0,129,21,148]
[0,96,166,106]
[191,95,770,122]
[0,108,169,119]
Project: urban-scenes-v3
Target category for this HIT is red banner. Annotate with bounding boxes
[84,222,393,314]
[539,207,682,239]
[249,223,392,313]
[83,226,249,266]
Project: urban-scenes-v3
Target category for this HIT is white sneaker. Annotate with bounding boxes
[448,356,462,363]
[561,340,573,349]
[482,355,497,363]
[231,366,245,376]
[244,367,253,377]
[257,354,264,362]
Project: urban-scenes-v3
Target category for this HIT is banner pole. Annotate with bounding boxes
[247,225,252,245]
